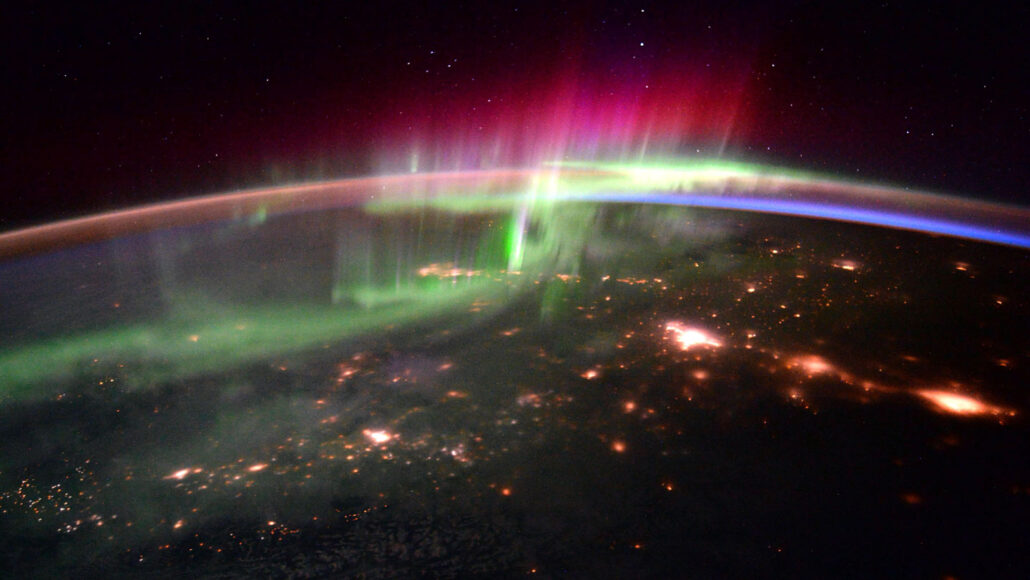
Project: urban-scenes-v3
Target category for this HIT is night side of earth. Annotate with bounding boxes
[0,164,1027,578]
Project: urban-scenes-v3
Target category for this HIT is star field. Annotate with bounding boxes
[2,1,1026,230]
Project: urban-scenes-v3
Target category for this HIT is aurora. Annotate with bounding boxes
[0,157,1026,404]
[2,159,1027,260]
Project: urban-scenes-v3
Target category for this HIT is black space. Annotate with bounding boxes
[2,1,1027,229]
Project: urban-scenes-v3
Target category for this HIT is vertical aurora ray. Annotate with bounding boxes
[374,59,748,176]
[506,206,528,272]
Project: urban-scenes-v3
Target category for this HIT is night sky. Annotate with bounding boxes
[3,1,1026,230]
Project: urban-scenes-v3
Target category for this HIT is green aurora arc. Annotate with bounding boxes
[1,159,1027,402]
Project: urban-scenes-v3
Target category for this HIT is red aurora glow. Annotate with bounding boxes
[377,62,750,172]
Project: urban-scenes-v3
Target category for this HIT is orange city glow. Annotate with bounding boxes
[665,322,722,351]
[789,355,837,376]
[363,429,394,444]
[165,468,190,480]
[916,390,1013,417]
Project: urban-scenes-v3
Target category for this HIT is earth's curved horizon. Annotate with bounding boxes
[2,160,1028,261]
